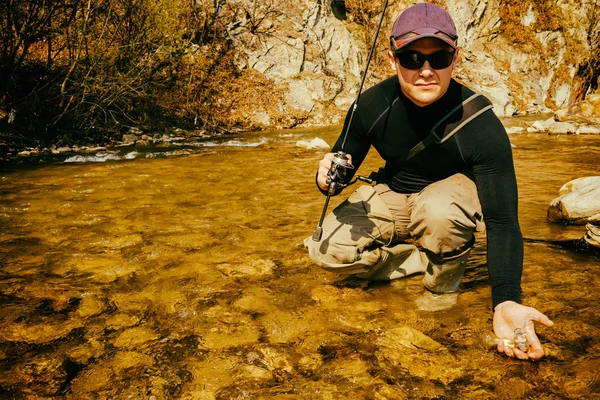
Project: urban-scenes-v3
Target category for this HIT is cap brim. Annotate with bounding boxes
[391,33,457,51]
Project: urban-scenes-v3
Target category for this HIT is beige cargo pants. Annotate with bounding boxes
[305,173,485,292]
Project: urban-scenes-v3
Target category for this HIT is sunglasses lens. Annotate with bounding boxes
[398,53,424,69]
[397,52,454,70]
[429,52,454,69]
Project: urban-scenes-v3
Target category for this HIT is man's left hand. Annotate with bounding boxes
[493,300,554,360]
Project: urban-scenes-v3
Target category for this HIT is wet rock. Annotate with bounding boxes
[310,285,385,312]
[295,137,330,150]
[376,345,462,386]
[495,378,532,400]
[112,351,154,374]
[527,120,547,132]
[179,354,239,397]
[201,323,260,349]
[75,295,105,318]
[250,111,271,127]
[3,354,67,396]
[196,308,260,349]
[584,222,600,248]
[56,255,132,283]
[548,176,600,224]
[547,121,577,134]
[577,125,600,135]
[233,287,279,314]
[256,346,294,375]
[122,134,138,144]
[555,93,600,126]
[163,232,216,249]
[505,126,525,134]
[217,259,275,278]
[237,365,274,381]
[297,352,323,372]
[376,327,463,386]
[127,126,143,135]
[67,340,105,364]
[69,364,114,393]
[295,334,336,373]
[525,117,554,133]
[331,355,381,386]
[372,385,412,400]
[113,326,160,348]
[0,318,83,344]
[378,326,444,352]
[542,342,565,361]
[414,291,459,312]
[106,313,141,330]
[92,233,144,250]
[260,311,309,343]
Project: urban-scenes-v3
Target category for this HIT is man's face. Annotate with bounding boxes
[387,37,458,107]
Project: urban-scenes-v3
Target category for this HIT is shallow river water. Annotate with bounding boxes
[1,126,599,399]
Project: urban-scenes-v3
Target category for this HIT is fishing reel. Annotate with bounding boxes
[325,151,354,194]
[312,150,375,241]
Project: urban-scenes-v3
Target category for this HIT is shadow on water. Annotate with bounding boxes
[0,128,600,399]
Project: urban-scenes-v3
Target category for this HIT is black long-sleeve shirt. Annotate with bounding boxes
[328,76,522,309]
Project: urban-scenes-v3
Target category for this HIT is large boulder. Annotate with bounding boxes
[547,177,600,224]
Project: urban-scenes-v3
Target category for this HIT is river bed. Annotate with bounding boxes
[1,126,599,399]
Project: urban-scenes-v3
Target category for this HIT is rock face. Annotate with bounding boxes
[228,0,599,127]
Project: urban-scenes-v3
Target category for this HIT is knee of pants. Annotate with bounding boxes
[305,235,385,275]
[310,224,384,263]
[409,201,477,256]
[305,184,396,273]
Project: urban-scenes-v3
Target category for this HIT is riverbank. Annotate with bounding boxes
[3,111,599,166]
[0,127,239,165]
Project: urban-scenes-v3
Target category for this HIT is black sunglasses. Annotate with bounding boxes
[395,51,455,70]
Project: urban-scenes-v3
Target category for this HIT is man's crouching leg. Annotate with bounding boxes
[409,173,484,293]
[422,247,471,293]
[305,184,428,280]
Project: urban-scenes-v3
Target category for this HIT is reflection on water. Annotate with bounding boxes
[1,127,599,399]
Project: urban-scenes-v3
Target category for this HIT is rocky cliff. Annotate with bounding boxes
[227,0,599,128]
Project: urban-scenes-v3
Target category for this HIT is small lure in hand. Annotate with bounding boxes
[486,328,528,352]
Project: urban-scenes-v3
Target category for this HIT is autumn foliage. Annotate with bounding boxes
[0,0,256,147]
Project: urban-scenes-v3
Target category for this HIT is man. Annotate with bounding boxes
[305,2,553,360]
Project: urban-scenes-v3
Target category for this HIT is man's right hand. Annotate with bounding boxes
[317,153,352,191]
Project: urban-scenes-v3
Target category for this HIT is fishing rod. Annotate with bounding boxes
[312,0,389,242]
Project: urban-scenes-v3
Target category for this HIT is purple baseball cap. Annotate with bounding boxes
[390,3,458,51]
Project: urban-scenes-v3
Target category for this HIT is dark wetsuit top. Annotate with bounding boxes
[327,76,522,309]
